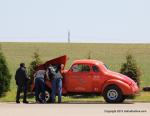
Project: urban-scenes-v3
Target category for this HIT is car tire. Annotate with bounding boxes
[38,88,51,103]
[103,85,124,103]
[119,95,126,102]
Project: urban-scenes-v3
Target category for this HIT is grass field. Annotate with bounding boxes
[0,42,150,102]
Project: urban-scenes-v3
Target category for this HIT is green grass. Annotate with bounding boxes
[0,42,150,102]
[134,91,150,102]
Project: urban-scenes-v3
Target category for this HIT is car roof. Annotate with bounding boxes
[73,59,104,65]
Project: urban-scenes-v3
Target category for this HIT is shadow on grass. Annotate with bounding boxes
[19,93,134,104]
[62,101,134,104]
[25,101,134,104]
[68,94,100,99]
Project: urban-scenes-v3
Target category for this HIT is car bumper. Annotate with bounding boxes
[130,83,139,95]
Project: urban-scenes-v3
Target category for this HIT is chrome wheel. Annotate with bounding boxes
[107,89,118,100]
[103,85,124,103]
[39,90,50,102]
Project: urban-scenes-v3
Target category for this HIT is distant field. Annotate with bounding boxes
[0,42,150,101]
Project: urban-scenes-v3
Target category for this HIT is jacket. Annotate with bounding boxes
[15,67,29,85]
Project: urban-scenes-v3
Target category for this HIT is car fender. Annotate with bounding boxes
[101,79,132,95]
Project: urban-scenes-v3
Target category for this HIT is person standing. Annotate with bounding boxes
[49,64,64,103]
[34,69,46,103]
[15,63,29,103]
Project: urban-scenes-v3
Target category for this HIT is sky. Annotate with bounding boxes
[0,0,150,43]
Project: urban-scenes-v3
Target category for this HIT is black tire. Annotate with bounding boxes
[119,95,127,102]
[103,85,124,103]
[38,88,51,103]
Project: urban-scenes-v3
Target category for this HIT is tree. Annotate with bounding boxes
[28,51,42,91]
[0,47,11,97]
[120,54,141,87]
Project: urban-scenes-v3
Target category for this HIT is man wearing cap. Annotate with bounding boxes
[15,63,29,103]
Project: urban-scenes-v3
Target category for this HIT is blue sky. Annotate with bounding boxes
[0,0,150,43]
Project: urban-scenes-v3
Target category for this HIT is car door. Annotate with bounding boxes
[91,65,102,92]
[66,63,93,92]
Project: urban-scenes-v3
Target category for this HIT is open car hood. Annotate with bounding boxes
[36,55,67,70]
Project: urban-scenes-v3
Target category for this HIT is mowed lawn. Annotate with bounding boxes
[0,42,150,102]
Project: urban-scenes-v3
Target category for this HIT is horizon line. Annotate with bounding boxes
[1,41,150,44]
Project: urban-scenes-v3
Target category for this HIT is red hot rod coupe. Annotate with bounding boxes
[31,55,139,103]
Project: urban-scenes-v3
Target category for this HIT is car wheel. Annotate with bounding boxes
[38,89,51,103]
[119,95,127,102]
[103,85,124,103]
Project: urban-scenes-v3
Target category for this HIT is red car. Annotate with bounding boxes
[31,55,139,103]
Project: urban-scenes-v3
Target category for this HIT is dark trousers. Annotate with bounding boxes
[51,78,62,103]
[35,77,45,102]
[16,83,27,102]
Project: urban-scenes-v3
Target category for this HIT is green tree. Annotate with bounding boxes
[28,51,42,91]
[0,47,11,97]
[120,54,141,87]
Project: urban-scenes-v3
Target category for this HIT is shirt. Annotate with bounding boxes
[34,70,46,82]
[48,66,63,79]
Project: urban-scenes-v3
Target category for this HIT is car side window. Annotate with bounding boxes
[71,64,81,72]
[92,65,100,73]
[71,64,90,72]
[82,64,90,72]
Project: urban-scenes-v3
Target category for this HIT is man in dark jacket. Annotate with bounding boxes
[15,63,29,103]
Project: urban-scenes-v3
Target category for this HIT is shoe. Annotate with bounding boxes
[23,101,29,104]
[16,101,20,104]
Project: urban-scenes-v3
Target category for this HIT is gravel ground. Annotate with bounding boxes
[0,102,150,116]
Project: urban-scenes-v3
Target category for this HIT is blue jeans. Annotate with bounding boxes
[35,77,45,102]
[51,78,62,103]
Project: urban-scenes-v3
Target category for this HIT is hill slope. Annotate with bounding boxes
[1,42,150,89]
